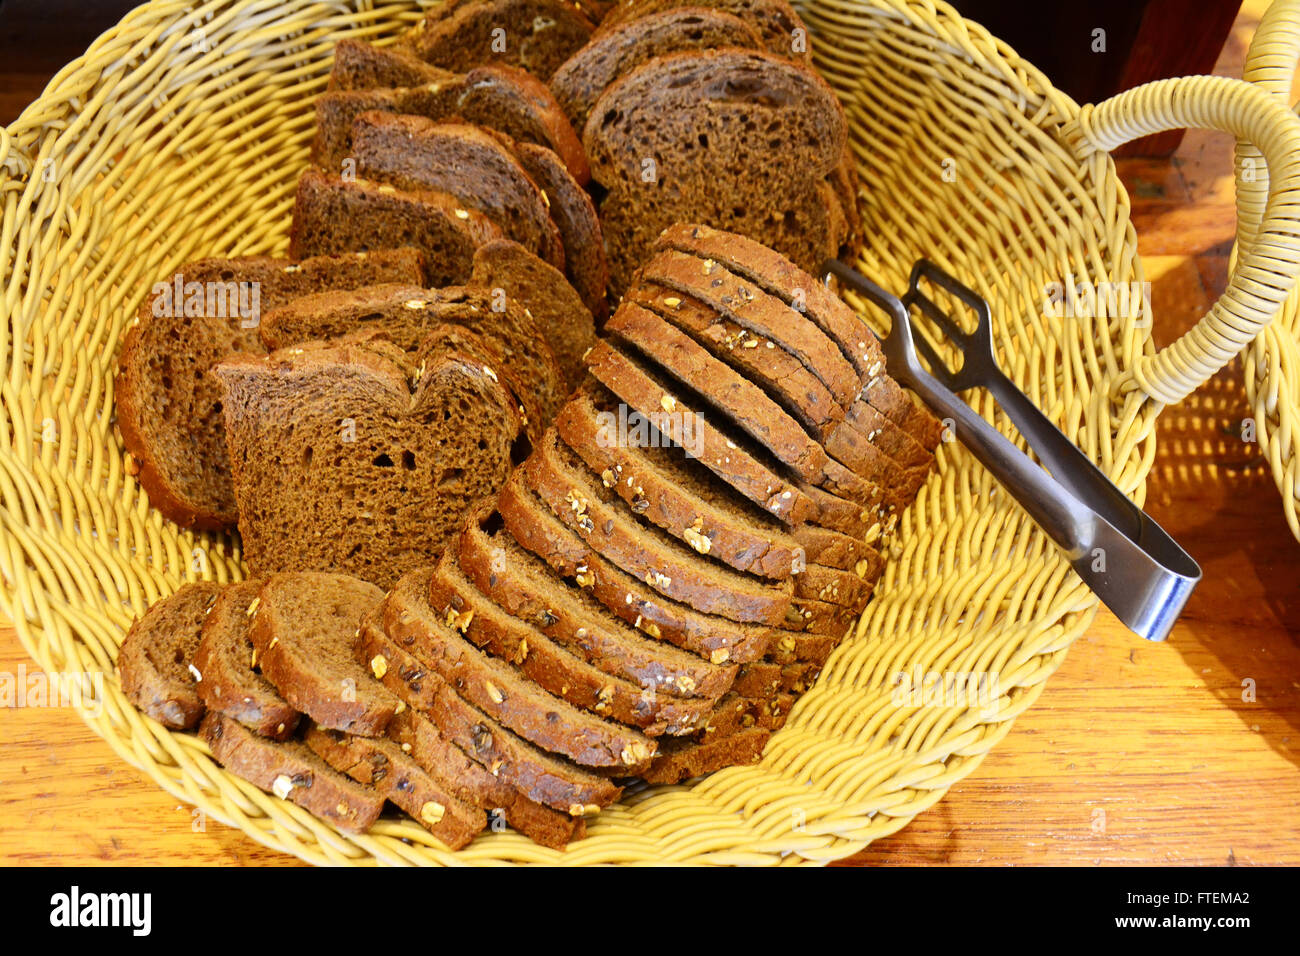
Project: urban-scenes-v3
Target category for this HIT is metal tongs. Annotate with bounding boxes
[824,259,1201,642]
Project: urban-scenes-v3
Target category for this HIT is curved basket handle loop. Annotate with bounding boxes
[1067,75,1300,407]
[1237,1,1300,256]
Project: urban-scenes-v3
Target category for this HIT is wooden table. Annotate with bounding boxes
[2,3,1297,866]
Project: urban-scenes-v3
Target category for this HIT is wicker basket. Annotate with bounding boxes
[3,0,1299,866]
[1236,0,1300,541]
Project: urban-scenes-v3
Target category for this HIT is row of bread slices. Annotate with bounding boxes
[305,0,859,299]
[118,224,940,848]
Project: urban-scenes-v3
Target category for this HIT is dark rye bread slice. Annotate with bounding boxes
[193,580,299,740]
[118,581,222,730]
[583,339,815,525]
[200,712,384,834]
[328,38,456,91]
[498,467,778,661]
[405,0,596,79]
[360,620,619,812]
[213,336,528,588]
[507,141,608,320]
[458,501,737,694]
[524,428,795,625]
[605,303,891,515]
[246,571,396,734]
[596,0,811,60]
[549,6,764,131]
[654,223,944,450]
[471,239,595,386]
[303,723,486,848]
[730,658,821,698]
[289,169,504,285]
[350,114,565,272]
[386,709,585,848]
[256,283,563,431]
[319,57,589,187]
[376,574,657,771]
[584,50,846,294]
[640,725,769,784]
[426,556,717,734]
[116,248,428,530]
[795,562,874,610]
[556,384,805,579]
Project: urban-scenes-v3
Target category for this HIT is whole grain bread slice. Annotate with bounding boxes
[457,500,737,696]
[640,725,770,783]
[654,223,944,449]
[470,239,596,386]
[405,0,596,79]
[524,427,796,625]
[350,113,566,271]
[328,38,457,91]
[303,722,486,847]
[289,168,504,285]
[246,571,396,734]
[118,581,222,730]
[378,570,658,771]
[498,467,778,661]
[557,383,806,579]
[360,620,620,812]
[213,335,528,588]
[193,580,299,740]
[386,709,584,848]
[549,6,763,131]
[115,248,428,529]
[201,712,384,833]
[583,338,816,525]
[595,0,811,60]
[426,555,717,733]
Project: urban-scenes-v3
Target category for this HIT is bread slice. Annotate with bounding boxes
[115,248,428,529]
[200,712,384,833]
[653,223,944,450]
[524,428,796,625]
[321,55,589,185]
[470,239,596,386]
[328,38,456,91]
[245,571,395,734]
[385,709,584,848]
[376,569,657,770]
[426,555,717,733]
[556,384,805,579]
[457,500,738,696]
[117,581,222,730]
[351,114,566,271]
[583,338,816,525]
[595,0,811,60]
[498,467,777,662]
[640,725,769,783]
[360,620,620,812]
[213,335,528,587]
[193,580,299,740]
[288,168,504,285]
[549,6,764,131]
[583,49,846,293]
[303,722,486,848]
[405,0,596,79]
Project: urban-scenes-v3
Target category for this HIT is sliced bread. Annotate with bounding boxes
[328,38,456,90]
[245,571,395,734]
[288,168,504,285]
[115,247,428,529]
[404,0,596,79]
[640,725,770,783]
[213,335,528,588]
[201,712,384,833]
[193,580,299,741]
[595,0,811,60]
[117,581,222,730]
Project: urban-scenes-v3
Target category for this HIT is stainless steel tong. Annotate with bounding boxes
[823,259,1201,642]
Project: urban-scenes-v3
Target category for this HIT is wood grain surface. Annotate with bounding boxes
[1,1,1297,866]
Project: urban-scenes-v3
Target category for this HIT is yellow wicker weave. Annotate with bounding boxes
[3,0,1300,865]
[1236,0,1300,541]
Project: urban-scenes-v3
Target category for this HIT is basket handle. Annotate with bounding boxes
[1236,0,1300,257]
[1066,74,1300,406]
